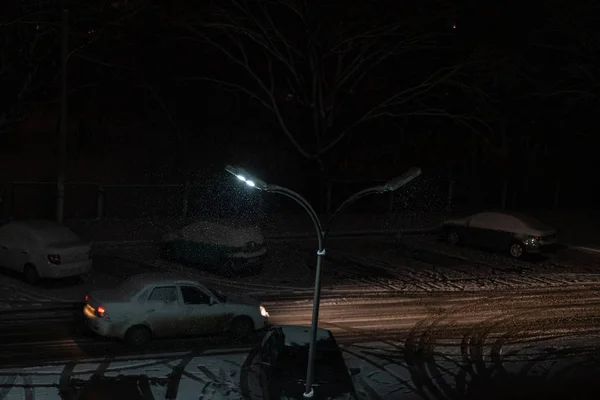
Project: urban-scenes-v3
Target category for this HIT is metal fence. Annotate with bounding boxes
[0,182,187,220]
[0,174,570,221]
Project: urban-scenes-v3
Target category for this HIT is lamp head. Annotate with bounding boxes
[225,165,270,191]
[382,167,422,192]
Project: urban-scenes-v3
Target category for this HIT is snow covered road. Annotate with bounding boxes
[1,236,599,310]
[1,287,600,399]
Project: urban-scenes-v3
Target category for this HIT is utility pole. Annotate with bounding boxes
[56,8,68,224]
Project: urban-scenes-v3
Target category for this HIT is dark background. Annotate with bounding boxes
[1,0,599,219]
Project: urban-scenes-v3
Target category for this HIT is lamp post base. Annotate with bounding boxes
[303,388,315,398]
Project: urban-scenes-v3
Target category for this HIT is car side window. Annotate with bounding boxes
[180,286,211,305]
[148,286,178,303]
[137,290,149,304]
[470,213,495,229]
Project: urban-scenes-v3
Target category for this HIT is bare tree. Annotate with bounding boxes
[170,0,487,161]
[0,1,59,133]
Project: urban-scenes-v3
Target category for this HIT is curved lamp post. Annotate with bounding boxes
[225,165,421,398]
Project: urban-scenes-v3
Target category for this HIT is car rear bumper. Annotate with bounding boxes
[42,259,92,278]
[83,306,115,338]
[524,242,558,254]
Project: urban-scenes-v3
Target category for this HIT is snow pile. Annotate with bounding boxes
[0,344,422,400]
[2,336,598,400]
[0,352,248,400]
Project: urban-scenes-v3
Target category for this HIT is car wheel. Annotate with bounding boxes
[125,325,152,347]
[230,316,254,342]
[446,231,460,245]
[509,242,525,259]
[23,264,40,285]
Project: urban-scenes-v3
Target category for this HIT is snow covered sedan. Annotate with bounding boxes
[160,220,267,274]
[83,273,270,347]
[0,219,91,284]
[442,211,558,259]
[258,325,360,400]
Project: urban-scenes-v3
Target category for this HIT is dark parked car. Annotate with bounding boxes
[161,220,266,274]
[258,325,360,400]
[441,211,557,259]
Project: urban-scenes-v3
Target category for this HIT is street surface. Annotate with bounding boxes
[0,287,599,398]
[0,236,599,398]
[2,235,600,307]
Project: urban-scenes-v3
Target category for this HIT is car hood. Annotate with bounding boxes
[528,227,557,237]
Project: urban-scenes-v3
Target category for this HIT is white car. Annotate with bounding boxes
[83,273,270,347]
[442,211,558,258]
[0,219,92,284]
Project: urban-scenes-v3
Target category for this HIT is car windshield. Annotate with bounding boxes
[280,346,348,383]
[39,227,80,245]
[507,213,551,230]
[205,286,228,302]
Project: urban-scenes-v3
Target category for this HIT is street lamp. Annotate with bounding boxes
[225,164,421,398]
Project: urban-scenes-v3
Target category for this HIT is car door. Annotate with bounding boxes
[144,286,183,338]
[488,215,522,250]
[467,213,498,248]
[179,285,219,336]
[3,227,29,272]
[0,226,13,267]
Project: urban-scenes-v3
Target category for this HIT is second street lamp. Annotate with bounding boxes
[225,164,421,398]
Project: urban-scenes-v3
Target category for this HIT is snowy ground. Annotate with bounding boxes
[0,344,413,400]
[1,235,599,311]
[96,236,600,295]
[1,334,598,399]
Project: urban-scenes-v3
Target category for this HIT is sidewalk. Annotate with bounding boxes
[64,209,600,249]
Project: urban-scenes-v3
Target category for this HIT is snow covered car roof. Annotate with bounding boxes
[447,211,556,235]
[175,220,265,247]
[0,219,81,244]
[124,272,202,288]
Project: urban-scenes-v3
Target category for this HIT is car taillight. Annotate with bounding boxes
[48,254,61,264]
[95,306,108,318]
[85,295,89,302]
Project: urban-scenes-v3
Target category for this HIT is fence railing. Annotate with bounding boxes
[0,175,567,221]
[0,182,187,220]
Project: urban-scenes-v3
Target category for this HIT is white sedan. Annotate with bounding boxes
[442,211,557,258]
[0,219,92,284]
[83,273,270,347]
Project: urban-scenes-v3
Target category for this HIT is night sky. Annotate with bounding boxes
[1,0,600,216]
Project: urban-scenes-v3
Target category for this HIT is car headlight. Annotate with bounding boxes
[260,305,269,318]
